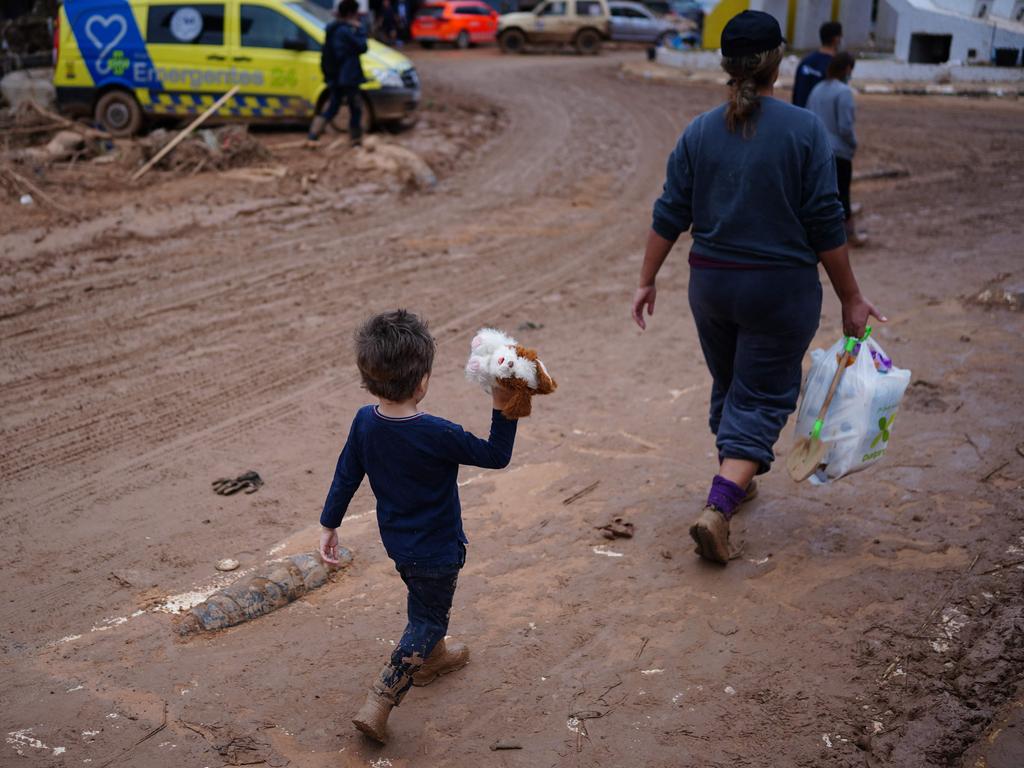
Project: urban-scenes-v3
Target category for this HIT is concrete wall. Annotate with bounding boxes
[657,45,1024,81]
[790,0,832,49]
[838,0,873,48]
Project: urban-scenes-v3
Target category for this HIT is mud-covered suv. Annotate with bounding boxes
[498,0,611,54]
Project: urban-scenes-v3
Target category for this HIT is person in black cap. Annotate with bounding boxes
[630,10,884,565]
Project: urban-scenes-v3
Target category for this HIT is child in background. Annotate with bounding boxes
[319,309,517,744]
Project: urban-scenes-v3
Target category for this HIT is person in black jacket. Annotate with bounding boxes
[308,0,368,147]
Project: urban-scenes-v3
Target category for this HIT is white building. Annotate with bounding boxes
[703,0,1024,66]
[884,0,1024,64]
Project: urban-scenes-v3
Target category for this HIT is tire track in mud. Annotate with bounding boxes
[0,59,658,492]
[0,56,684,638]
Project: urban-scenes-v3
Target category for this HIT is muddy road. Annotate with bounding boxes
[2,50,1023,767]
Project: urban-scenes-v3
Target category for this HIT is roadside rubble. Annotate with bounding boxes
[0,88,502,227]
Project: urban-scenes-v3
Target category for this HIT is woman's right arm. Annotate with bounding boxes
[819,244,886,338]
[632,230,675,330]
[634,133,694,330]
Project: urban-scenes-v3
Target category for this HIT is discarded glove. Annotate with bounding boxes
[212,470,263,496]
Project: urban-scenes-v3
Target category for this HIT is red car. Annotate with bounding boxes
[412,1,500,48]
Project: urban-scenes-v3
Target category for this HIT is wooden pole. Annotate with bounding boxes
[131,85,240,181]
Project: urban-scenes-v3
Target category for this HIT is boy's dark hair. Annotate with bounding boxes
[355,310,435,402]
[335,0,359,18]
[819,21,842,46]
[827,51,855,79]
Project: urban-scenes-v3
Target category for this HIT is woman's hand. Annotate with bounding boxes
[841,293,886,339]
[632,284,657,330]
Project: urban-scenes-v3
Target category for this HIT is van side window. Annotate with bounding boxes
[576,0,602,16]
[147,4,225,45]
[240,5,318,50]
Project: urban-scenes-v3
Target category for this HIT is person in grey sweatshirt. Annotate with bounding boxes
[806,52,866,245]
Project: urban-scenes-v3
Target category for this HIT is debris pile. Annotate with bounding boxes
[128,124,272,176]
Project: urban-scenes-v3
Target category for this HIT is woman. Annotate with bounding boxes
[806,51,867,246]
[630,11,884,565]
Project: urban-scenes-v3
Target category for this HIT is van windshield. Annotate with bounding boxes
[286,1,331,28]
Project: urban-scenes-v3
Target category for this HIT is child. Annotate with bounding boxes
[318,309,517,744]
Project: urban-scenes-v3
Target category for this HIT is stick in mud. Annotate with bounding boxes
[175,550,352,635]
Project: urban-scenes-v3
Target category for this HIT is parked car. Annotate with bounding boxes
[54,0,419,136]
[640,0,705,25]
[498,0,610,55]
[608,1,684,44]
[411,1,499,48]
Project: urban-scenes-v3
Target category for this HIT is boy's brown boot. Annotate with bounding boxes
[412,638,470,687]
[689,506,731,565]
[352,666,411,745]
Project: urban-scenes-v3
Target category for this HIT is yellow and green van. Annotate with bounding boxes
[54,0,420,135]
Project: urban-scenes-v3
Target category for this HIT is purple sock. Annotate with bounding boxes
[706,475,747,521]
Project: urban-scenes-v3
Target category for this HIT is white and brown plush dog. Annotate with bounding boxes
[465,328,556,419]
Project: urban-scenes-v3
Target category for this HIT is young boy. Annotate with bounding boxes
[318,309,517,744]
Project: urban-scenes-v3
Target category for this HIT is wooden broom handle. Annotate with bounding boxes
[815,348,853,423]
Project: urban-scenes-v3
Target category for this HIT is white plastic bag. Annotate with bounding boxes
[793,335,911,483]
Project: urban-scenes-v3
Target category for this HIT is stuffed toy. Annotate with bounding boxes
[465,327,556,419]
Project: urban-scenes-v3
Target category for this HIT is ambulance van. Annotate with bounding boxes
[53,0,420,135]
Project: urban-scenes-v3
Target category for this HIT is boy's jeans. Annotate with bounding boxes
[378,546,465,700]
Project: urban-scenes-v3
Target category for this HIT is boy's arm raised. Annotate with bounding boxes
[437,388,518,469]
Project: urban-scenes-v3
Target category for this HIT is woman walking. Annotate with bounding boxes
[630,11,884,565]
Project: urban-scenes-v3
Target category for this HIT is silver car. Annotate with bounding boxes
[608,0,686,44]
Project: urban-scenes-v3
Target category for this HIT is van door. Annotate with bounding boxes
[234,2,322,119]
[143,2,232,115]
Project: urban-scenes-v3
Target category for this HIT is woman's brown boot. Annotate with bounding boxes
[412,638,470,687]
[689,506,731,564]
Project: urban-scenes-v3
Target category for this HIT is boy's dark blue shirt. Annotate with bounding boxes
[324,20,367,87]
[321,406,517,566]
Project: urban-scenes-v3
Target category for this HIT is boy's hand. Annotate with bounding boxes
[320,526,341,565]
[491,383,514,411]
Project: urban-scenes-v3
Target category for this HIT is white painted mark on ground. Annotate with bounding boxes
[749,557,770,565]
[370,759,393,768]
[822,734,833,748]
[592,546,624,558]
[67,685,84,693]
[82,731,99,739]
[6,729,65,757]
[640,669,664,676]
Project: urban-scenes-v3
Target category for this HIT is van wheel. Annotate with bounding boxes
[574,28,601,55]
[455,30,470,49]
[94,90,143,137]
[499,28,526,54]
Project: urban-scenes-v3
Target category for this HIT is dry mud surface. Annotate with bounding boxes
[1,49,1023,767]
